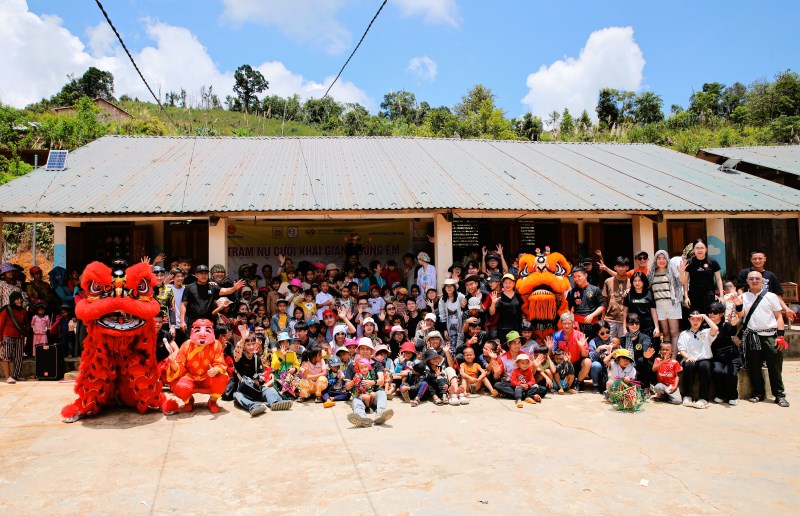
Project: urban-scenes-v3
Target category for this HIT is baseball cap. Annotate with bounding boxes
[488,272,501,283]
[195,264,209,273]
[467,297,482,309]
[502,273,516,282]
[505,330,521,343]
[424,313,437,322]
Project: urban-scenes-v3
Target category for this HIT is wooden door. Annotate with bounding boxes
[668,220,706,257]
[559,223,579,262]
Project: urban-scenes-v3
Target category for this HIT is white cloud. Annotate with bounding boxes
[0,1,370,110]
[521,26,645,121]
[407,56,437,81]
[85,20,115,58]
[393,0,461,27]
[220,0,350,55]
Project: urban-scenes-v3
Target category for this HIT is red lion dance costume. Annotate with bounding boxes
[165,319,228,413]
[62,261,178,422]
[515,247,572,341]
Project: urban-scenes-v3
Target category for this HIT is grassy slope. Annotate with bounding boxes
[118,100,325,137]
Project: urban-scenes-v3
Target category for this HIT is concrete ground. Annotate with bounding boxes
[1,364,799,515]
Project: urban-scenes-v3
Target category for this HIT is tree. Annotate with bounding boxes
[232,64,268,113]
[559,108,574,137]
[515,113,543,141]
[596,88,620,129]
[380,90,416,123]
[454,84,496,119]
[50,67,115,107]
[720,82,746,116]
[424,106,458,137]
[577,110,593,133]
[689,82,725,120]
[633,91,664,124]
[303,97,343,129]
[342,103,369,135]
[546,110,560,131]
[618,91,636,124]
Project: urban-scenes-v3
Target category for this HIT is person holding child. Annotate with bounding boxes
[344,338,394,428]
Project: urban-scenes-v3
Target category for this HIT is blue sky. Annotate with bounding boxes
[3,0,798,120]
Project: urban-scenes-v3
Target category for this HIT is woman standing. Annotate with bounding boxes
[1,292,29,383]
[648,250,686,352]
[682,239,723,314]
[489,273,524,342]
[438,279,465,348]
[622,272,660,340]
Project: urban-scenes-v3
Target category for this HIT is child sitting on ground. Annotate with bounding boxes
[478,340,499,369]
[373,345,396,399]
[322,355,350,408]
[532,344,557,393]
[400,361,430,406]
[604,348,637,393]
[651,342,682,404]
[423,348,468,406]
[553,348,576,394]
[459,347,496,395]
[510,353,544,408]
[300,346,329,403]
[346,357,379,408]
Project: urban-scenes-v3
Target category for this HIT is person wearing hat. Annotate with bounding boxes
[322,307,356,342]
[447,263,464,287]
[344,337,394,427]
[735,271,789,407]
[321,354,350,408]
[1,291,29,383]
[492,330,544,401]
[25,265,56,315]
[399,358,432,407]
[567,265,605,341]
[230,328,293,416]
[676,310,718,409]
[180,265,245,331]
[551,313,592,390]
[210,264,234,289]
[270,298,290,338]
[414,313,438,351]
[456,315,486,359]
[415,252,436,299]
[373,344,396,397]
[509,353,545,407]
[481,244,508,277]
[150,265,176,336]
[602,257,631,339]
[580,258,602,287]
[603,348,637,393]
[482,272,503,339]
[237,263,261,293]
[271,330,301,391]
[438,278,465,348]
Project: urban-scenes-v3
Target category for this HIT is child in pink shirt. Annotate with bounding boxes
[31,304,50,355]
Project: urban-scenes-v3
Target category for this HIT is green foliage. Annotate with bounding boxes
[769,115,800,143]
[380,90,417,123]
[2,222,53,257]
[596,88,620,129]
[633,92,664,124]
[559,108,574,139]
[232,65,269,113]
[514,113,544,141]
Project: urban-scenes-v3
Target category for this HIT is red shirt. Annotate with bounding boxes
[552,329,586,362]
[510,366,535,387]
[654,357,682,387]
[0,306,29,338]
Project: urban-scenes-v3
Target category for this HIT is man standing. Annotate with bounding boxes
[736,271,789,407]
[181,265,244,331]
[736,249,796,321]
[567,266,605,341]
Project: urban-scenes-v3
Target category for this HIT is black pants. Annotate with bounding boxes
[712,356,741,401]
[747,335,785,399]
[495,380,545,399]
[681,358,712,401]
[634,356,653,388]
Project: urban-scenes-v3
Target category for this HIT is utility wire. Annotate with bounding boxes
[322,0,388,99]
[93,0,181,132]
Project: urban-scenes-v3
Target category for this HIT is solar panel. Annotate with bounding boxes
[45,149,69,170]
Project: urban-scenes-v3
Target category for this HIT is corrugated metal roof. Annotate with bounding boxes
[701,145,800,176]
[2,136,799,216]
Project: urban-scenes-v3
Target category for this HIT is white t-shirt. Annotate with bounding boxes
[677,328,716,360]
[742,291,782,335]
[315,292,334,320]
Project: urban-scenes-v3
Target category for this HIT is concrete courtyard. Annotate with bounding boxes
[1,362,799,515]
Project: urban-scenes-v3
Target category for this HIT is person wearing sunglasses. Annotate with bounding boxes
[735,271,789,407]
[587,321,616,393]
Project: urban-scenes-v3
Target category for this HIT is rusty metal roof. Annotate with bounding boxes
[701,145,800,176]
[2,136,799,216]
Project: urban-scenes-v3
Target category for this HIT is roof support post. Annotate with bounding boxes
[705,217,727,277]
[208,217,228,273]
[433,213,452,292]
[53,222,80,269]
[631,215,656,260]
[0,217,4,260]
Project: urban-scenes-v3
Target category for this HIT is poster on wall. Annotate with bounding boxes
[226,220,411,275]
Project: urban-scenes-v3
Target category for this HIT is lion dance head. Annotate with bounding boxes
[515,247,572,341]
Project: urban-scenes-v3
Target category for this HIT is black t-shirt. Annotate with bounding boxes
[183,282,222,324]
[567,284,604,316]
[405,313,422,336]
[155,328,172,363]
[735,268,783,295]
[234,353,261,380]
[623,290,656,325]
[687,257,720,296]
[711,322,738,359]
[496,291,523,330]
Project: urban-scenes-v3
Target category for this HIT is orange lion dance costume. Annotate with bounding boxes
[515,247,572,341]
[166,319,228,413]
[62,261,178,423]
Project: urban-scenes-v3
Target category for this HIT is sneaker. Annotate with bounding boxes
[314,396,324,403]
[401,390,411,403]
[728,399,738,406]
[5,377,16,384]
[524,397,535,404]
[323,399,335,408]
[270,400,293,411]
[592,386,601,394]
[693,399,709,409]
[776,397,790,408]
[347,412,374,428]
[713,397,723,404]
[249,403,267,417]
[682,396,693,407]
[448,396,460,406]
[374,408,394,425]
[516,400,524,408]
[459,394,469,405]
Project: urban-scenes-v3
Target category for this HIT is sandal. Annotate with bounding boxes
[748,395,763,403]
[433,396,443,406]
[776,397,790,408]
[411,398,420,407]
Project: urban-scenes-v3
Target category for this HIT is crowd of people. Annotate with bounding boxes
[0,235,795,426]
